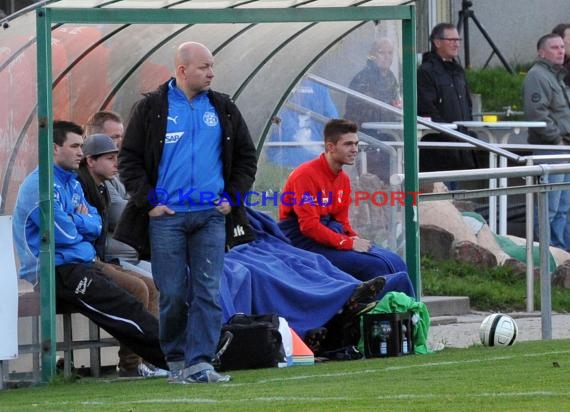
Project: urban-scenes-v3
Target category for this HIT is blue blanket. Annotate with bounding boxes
[220,209,411,338]
[221,209,357,338]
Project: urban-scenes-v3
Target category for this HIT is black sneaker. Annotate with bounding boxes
[345,276,386,312]
[304,327,328,354]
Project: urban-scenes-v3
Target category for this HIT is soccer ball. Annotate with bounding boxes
[479,313,518,347]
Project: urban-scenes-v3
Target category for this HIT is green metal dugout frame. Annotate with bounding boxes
[35,3,418,383]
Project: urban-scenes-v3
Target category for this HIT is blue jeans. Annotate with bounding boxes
[546,173,570,250]
[149,209,226,367]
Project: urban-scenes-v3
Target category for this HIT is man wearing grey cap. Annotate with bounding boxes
[77,134,166,378]
[84,111,149,270]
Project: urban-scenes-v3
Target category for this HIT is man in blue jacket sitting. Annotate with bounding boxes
[12,120,167,372]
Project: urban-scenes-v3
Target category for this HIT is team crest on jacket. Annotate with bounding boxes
[337,190,344,203]
[320,189,329,205]
[203,111,219,127]
[71,192,82,208]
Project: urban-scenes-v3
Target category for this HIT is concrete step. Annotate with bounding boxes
[429,315,458,326]
[422,295,471,317]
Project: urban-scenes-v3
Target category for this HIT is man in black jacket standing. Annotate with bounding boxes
[117,42,257,384]
[417,23,478,179]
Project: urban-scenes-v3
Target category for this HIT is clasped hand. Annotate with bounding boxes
[351,236,371,252]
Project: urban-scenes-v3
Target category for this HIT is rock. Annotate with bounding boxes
[420,224,454,260]
[453,200,475,212]
[418,197,570,279]
[503,235,570,267]
[552,260,570,288]
[454,240,497,268]
[419,200,477,244]
[502,258,541,279]
[473,222,511,265]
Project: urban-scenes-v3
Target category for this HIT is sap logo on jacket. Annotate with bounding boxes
[165,132,184,144]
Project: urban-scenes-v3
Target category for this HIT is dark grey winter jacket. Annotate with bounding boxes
[523,58,570,145]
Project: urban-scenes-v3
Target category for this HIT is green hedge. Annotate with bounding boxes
[466,67,528,117]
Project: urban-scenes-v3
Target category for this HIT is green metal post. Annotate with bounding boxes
[36,7,57,383]
[401,7,421,298]
[30,4,417,383]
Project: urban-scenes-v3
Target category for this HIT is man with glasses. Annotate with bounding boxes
[417,23,479,180]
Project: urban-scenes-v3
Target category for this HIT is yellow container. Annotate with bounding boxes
[482,115,498,122]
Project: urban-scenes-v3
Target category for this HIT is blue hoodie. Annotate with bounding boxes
[12,165,102,285]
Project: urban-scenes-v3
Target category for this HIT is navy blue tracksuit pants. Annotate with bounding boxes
[279,218,416,299]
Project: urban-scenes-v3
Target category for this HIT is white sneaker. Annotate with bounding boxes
[427,341,445,352]
[183,368,231,384]
[139,363,169,378]
[118,363,169,378]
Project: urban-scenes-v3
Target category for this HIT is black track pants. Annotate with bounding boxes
[55,262,167,370]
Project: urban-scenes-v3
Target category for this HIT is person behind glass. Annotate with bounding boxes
[11,120,167,372]
[116,42,257,384]
[344,37,401,182]
[552,23,570,86]
[523,33,570,251]
[345,37,401,126]
[76,134,166,378]
[266,77,339,168]
[417,23,479,185]
[84,111,151,275]
[278,119,415,299]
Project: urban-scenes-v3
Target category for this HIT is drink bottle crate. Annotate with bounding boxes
[362,312,414,358]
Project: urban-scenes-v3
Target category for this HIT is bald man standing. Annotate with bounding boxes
[344,37,401,181]
[345,37,401,126]
[117,42,257,384]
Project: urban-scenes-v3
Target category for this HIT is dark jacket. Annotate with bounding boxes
[76,165,109,261]
[417,51,473,122]
[345,60,400,126]
[417,51,478,172]
[115,79,258,259]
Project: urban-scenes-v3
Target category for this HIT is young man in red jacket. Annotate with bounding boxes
[279,119,415,298]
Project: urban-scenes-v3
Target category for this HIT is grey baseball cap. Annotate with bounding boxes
[83,134,118,157]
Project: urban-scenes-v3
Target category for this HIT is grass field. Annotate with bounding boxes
[2,339,569,411]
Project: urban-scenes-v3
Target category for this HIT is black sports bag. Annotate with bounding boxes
[214,313,285,371]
